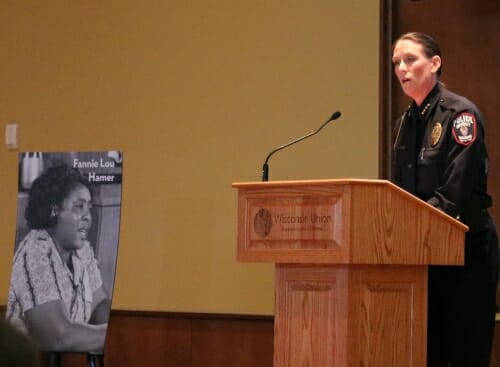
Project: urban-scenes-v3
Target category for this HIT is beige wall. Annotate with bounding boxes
[0,1,379,315]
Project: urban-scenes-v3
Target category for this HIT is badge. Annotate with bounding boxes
[452,112,477,146]
[430,122,442,147]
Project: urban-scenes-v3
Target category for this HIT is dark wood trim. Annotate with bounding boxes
[109,308,273,322]
[379,0,402,180]
[379,0,394,179]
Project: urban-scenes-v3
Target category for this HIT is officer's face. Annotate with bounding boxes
[392,39,441,105]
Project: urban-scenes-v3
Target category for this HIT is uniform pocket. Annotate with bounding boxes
[417,147,443,194]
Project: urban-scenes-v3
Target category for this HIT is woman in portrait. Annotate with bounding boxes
[6,164,110,353]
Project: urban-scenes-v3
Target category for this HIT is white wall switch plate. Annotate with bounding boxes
[5,123,18,149]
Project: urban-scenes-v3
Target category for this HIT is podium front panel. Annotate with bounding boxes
[274,265,427,367]
[236,183,351,263]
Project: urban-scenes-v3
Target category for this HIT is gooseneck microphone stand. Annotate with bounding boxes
[261,111,341,181]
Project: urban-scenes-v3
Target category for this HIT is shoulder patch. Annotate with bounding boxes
[452,112,476,146]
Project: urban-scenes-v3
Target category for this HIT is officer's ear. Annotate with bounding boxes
[431,55,441,75]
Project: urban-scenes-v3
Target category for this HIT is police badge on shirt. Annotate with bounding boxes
[452,112,477,146]
[430,122,442,147]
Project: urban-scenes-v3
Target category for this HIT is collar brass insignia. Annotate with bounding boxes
[430,122,442,147]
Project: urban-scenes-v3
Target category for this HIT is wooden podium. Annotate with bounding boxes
[233,179,467,367]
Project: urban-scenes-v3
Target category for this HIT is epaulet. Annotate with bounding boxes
[438,88,477,113]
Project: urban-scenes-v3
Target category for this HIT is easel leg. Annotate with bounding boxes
[41,352,61,367]
[87,354,104,367]
[51,352,61,367]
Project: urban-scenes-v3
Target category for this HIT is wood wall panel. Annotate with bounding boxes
[191,318,273,367]
[4,310,273,367]
[103,313,192,366]
[99,312,273,367]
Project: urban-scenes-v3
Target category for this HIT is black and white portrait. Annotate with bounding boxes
[5,151,122,353]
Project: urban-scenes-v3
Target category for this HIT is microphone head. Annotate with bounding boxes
[330,111,341,121]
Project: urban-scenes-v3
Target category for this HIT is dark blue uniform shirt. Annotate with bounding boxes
[392,83,492,232]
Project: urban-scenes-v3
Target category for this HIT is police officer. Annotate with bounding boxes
[391,32,499,367]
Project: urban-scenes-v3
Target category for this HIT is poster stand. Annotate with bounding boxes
[87,354,104,367]
[42,352,104,367]
[44,352,60,367]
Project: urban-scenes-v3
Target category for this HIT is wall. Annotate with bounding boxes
[0,1,380,315]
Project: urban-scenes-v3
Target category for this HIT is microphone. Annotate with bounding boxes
[261,111,342,181]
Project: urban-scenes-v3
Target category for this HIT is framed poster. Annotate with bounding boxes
[5,151,122,353]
